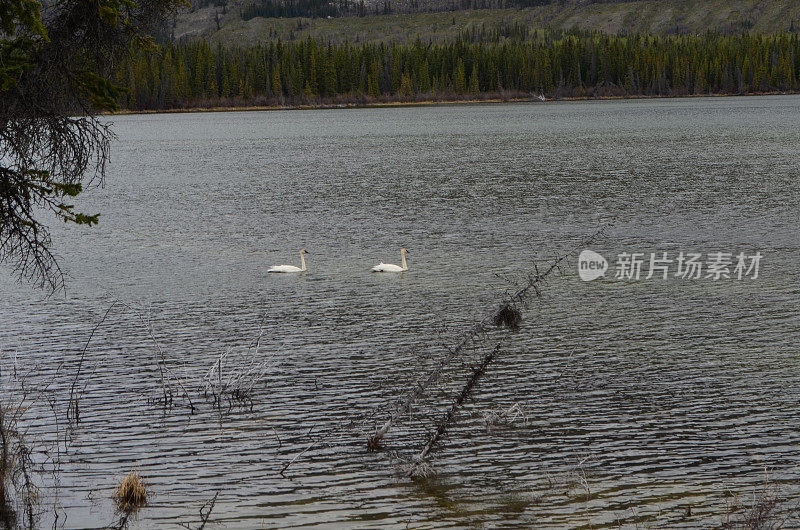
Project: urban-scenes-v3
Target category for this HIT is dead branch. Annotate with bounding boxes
[144,309,195,412]
[178,491,219,530]
[368,226,606,450]
[280,439,321,478]
[68,302,119,426]
[409,342,500,474]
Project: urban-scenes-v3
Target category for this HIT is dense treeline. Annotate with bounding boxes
[117,31,800,110]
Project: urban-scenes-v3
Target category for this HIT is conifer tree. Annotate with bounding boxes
[454,58,466,94]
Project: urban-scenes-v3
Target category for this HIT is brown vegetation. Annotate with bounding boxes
[114,470,148,512]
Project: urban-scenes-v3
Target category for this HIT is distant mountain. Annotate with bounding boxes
[172,0,800,45]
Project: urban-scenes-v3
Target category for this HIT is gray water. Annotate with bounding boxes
[1,96,799,528]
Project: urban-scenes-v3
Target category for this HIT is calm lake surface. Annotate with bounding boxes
[1,96,799,528]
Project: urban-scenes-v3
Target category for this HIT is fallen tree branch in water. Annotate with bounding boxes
[407,343,500,478]
[368,227,606,451]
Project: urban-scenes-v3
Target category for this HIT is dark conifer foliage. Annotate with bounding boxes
[1,0,180,290]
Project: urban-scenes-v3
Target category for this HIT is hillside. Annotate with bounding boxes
[173,0,800,45]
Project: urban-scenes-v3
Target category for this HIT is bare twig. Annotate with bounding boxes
[178,491,219,530]
[68,301,118,425]
[144,309,195,412]
[280,439,320,478]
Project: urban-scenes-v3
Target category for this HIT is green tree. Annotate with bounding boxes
[399,73,412,96]
[271,62,283,97]
[367,58,380,98]
[468,63,480,93]
[418,59,431,92]
[1,0,179,290]
[453,58,466,94]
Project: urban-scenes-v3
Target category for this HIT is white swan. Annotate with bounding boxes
[268,249,308,273]
[372,248,408,272]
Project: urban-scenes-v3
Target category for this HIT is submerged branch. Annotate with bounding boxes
[410,342,500,474]
[368,227,605,450]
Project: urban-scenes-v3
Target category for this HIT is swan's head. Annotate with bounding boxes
[401,248,409,255]
[300,249,309,255]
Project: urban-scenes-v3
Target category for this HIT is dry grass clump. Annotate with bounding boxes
[113,470,147,512]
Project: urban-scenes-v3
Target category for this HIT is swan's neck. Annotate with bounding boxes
[401,252,407,270]
[300,253,307,271]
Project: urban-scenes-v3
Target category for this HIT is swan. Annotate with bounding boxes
[372,248,409,272]
[268,249,309,273]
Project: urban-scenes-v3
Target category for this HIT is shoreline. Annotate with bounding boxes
[110,91,800,116]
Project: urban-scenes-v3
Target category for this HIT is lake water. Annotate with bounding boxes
[1,96,799,528]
